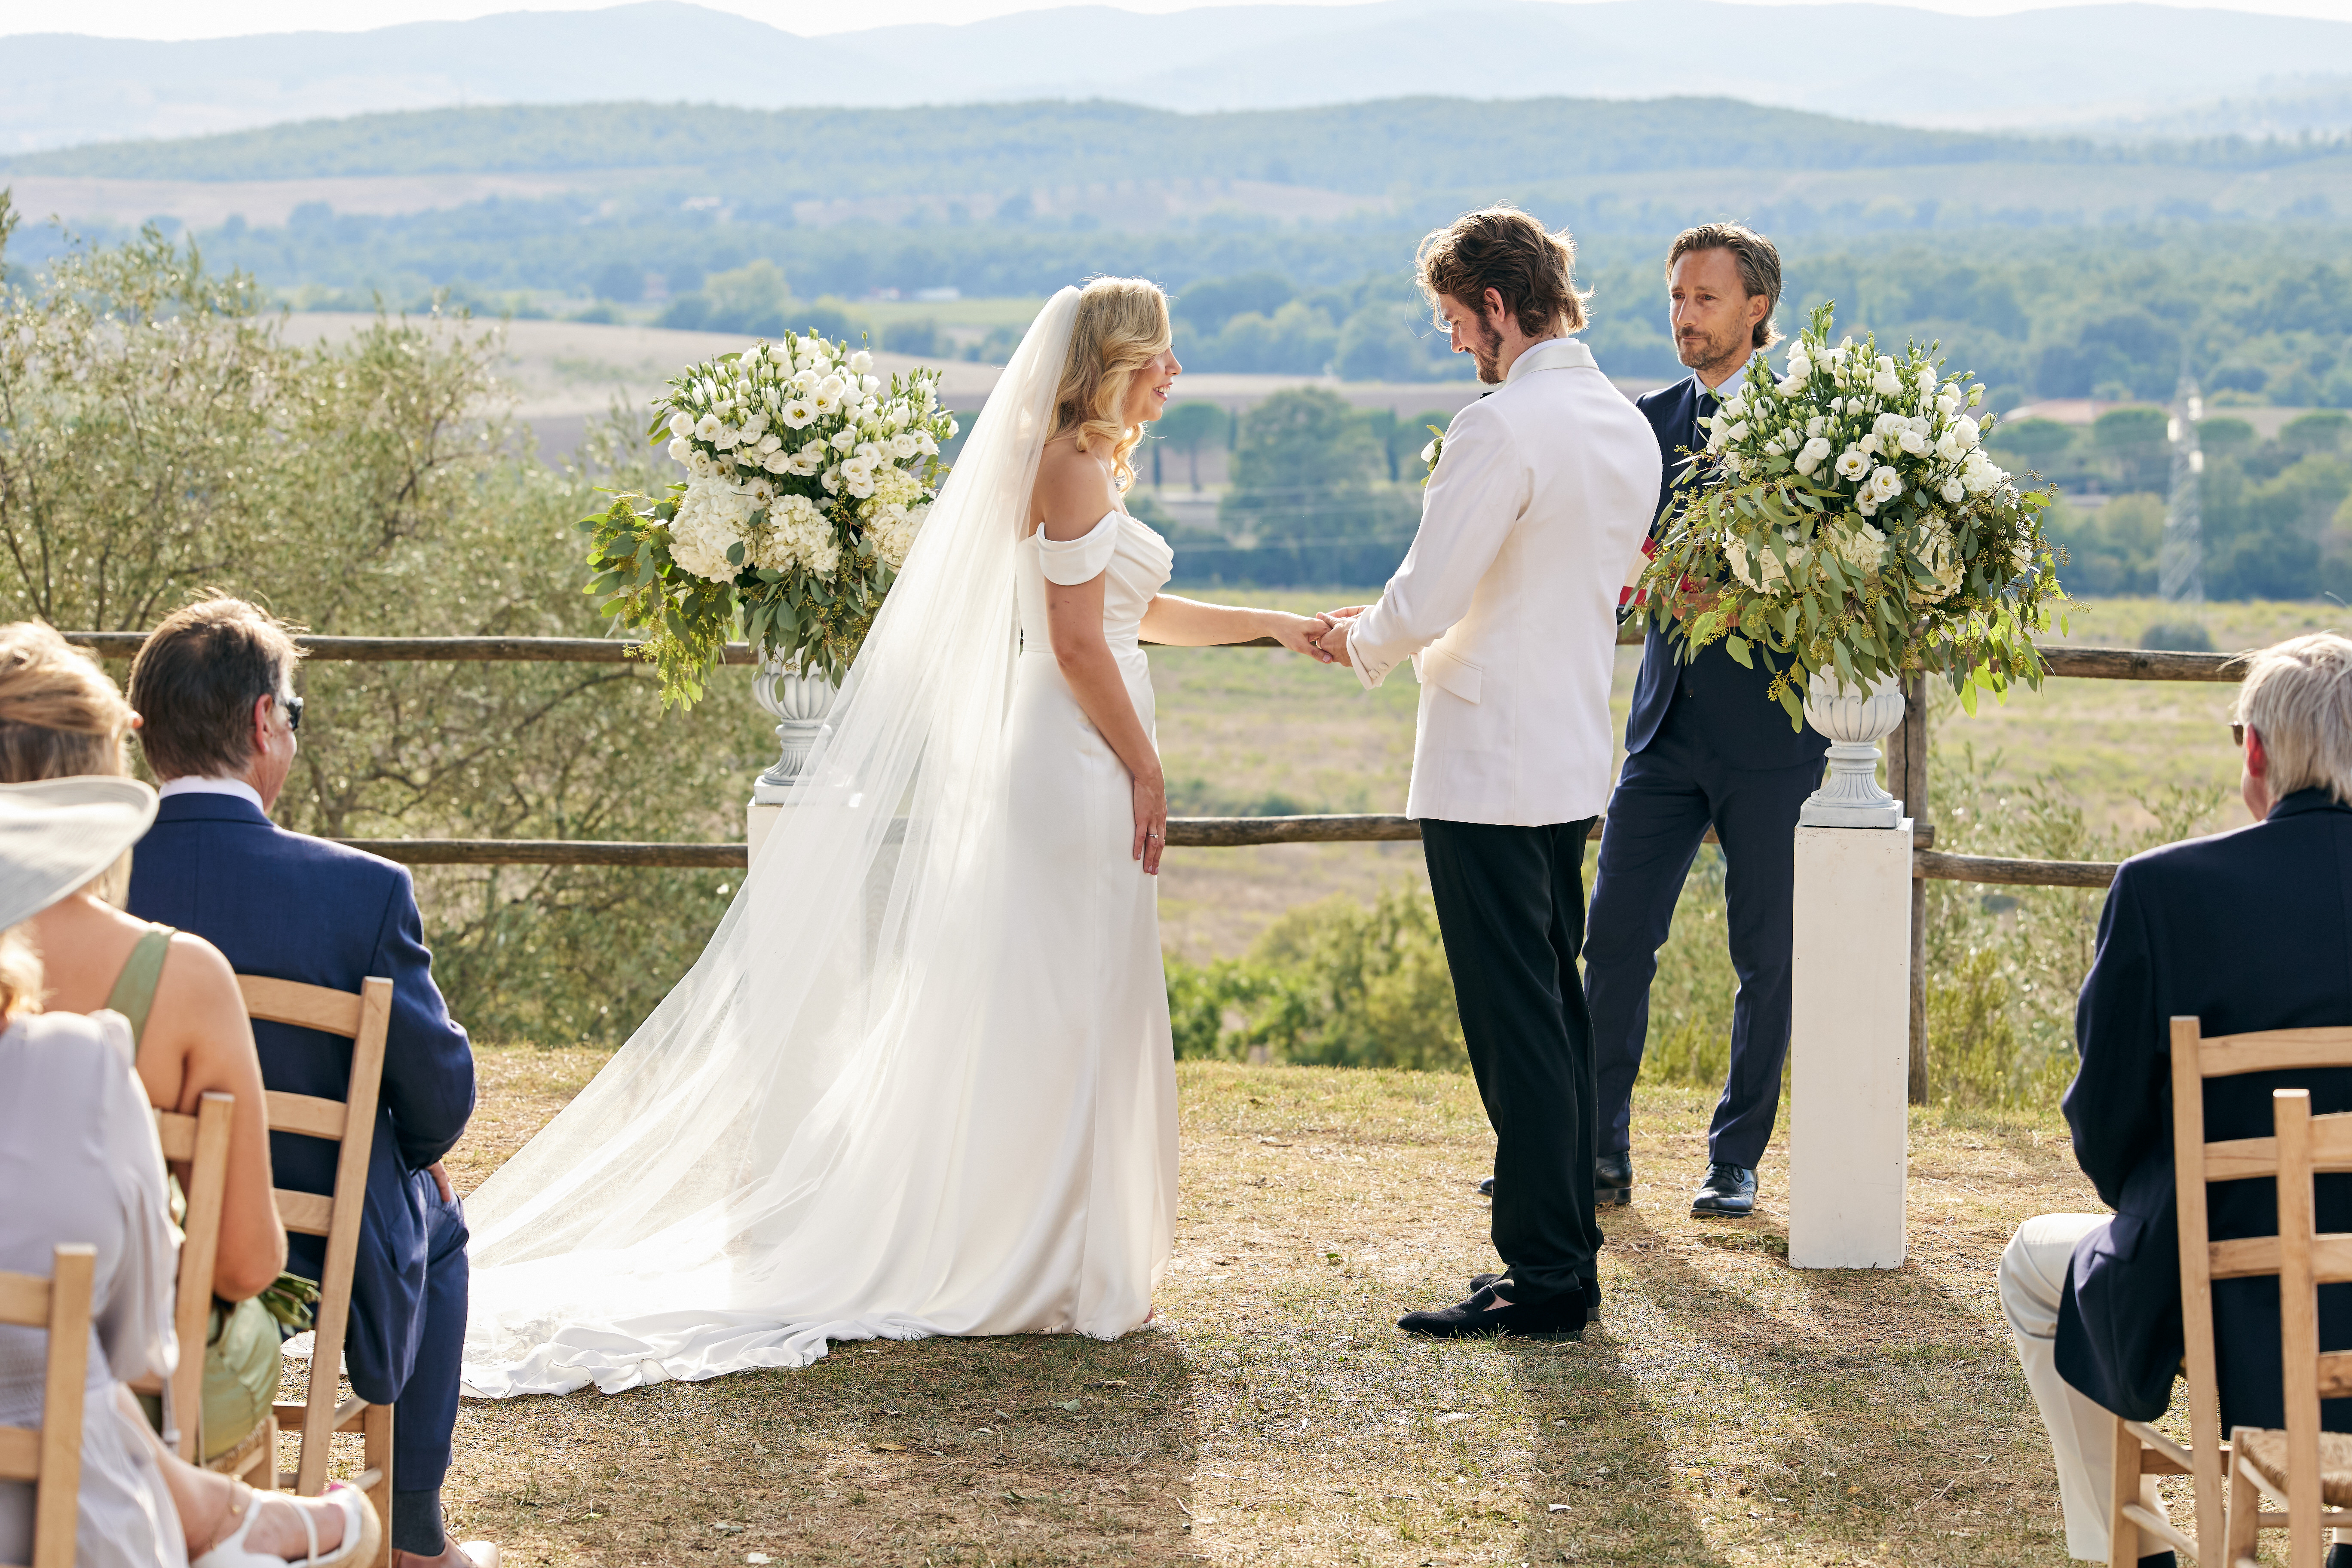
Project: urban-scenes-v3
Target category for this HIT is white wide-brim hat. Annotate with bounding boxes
[0,775,158,930]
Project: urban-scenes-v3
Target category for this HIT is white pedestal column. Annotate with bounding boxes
[746,801,781,871]
[1788,816,1914,1270]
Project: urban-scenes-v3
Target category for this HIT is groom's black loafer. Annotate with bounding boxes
[1691,1162,1758,1218]
[1476,1175,1494,1197]
[1399,1283,1585,1341]
[1472,1273,1600,1323]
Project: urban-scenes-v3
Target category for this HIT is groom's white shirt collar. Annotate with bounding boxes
[158,775,267,814]
[1502,336,1596,385]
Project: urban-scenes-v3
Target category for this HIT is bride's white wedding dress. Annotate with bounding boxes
[459,290,1179,1396]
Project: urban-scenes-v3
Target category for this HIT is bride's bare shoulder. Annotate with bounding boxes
[1031,436,1117,541]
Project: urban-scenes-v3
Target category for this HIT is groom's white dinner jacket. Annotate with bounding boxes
[1347,337,1659,827]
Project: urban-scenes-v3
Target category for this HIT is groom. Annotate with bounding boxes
[1315,206,1657,1338]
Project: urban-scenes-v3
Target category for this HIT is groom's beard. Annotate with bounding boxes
[1468,319,1505,384]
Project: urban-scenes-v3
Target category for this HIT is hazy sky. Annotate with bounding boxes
[3,0,2349,38]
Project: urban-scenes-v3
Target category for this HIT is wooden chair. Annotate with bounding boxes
[208,974,393,1568]
[0,1244,98,1568]
[126,1090,234,1461]
[2108,1018,2352,1565]
[2224,1084,2352,1568]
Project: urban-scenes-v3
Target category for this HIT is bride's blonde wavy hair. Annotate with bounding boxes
[1050,277,1171,492]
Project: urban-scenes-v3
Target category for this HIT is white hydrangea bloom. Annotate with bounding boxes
[668,476,760,583]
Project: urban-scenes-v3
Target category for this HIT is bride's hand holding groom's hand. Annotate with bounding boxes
[1262,609,1339,664]
[1310,605,1366,669]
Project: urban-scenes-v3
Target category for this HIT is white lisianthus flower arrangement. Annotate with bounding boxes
[582,328,960,704]
[1640,302,2064,726]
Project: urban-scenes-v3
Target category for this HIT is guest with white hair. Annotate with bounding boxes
[2000,631,2352,1567]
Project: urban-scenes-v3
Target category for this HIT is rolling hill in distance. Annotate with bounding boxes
[3,0,2351,155]
[7,97,2346,241]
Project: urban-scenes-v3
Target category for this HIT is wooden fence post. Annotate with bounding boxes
[1888,674,1932,1105]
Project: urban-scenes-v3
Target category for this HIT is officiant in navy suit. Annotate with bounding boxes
[125,598,496,1568]
[1583,223,1828,1219]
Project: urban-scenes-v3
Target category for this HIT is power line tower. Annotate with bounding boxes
[2160,367,2205,605]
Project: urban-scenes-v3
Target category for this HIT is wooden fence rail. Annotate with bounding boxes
[342,820,2131,894]
[63,630,2250,683]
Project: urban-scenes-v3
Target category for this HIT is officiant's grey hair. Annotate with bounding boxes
[2236,632,2352,805]
[1416,206,1589,338]
[128,597,304,782]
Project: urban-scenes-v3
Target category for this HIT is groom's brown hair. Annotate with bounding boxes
[1417,206,1589,339]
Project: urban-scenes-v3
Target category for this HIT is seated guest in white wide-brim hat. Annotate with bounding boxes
[0,774,383,1568]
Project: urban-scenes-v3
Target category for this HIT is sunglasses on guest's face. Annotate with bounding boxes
[2232,723,2246,748]
[279,693,303,733]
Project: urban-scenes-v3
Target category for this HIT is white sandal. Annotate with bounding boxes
[193,1479,383,1568]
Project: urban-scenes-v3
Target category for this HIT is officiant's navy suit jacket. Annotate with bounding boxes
[129,792,476,1408]
[1626,377,1826,770]
[2057,787,2352,1430]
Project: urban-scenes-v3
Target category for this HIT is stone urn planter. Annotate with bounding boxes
[750,656,841,804]
[1798,672,1906,828]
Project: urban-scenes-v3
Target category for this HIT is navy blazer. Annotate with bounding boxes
[2056,788,2352,1429]
[128,792,475,1407]
[1625,377,1829,772]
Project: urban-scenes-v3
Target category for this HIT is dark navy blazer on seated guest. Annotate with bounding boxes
[129,790,476,1409]
[1627,375,1827,770]
[2057,786,2352,1431]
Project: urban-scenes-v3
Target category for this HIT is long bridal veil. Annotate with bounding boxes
[459,287,1085,1396]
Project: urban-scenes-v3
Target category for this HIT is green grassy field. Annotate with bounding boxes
[1146,591,2339,961]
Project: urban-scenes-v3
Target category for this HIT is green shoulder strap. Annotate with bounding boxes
[104,925,175,1048]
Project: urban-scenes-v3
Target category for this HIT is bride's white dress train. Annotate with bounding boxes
[459,290,1179,1396]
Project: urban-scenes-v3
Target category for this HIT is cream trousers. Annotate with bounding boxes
[2000,1213,2153,1562]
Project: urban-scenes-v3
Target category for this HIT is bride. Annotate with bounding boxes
[461,278,1335,1396]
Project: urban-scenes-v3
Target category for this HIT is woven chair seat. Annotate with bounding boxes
[2235,1427,2352,1506]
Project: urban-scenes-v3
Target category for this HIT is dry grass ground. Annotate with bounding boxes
[378,1043,2208,1568]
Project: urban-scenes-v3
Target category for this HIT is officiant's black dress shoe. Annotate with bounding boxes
[1471,1273,1600,1323]
[1399,1282,1585,1341]
[1479,1155,1631,1207]
[1691,1163,1758,1217]
[1596,1151,1634,1207]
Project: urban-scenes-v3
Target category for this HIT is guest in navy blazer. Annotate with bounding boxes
[1581,223,1828,1220]
[124,599,493,1568]
[1999,632,2352,1565]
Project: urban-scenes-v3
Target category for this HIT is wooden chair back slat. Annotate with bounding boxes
[2168,1015,2231,1559]
[0,1247,96,1568]
[238,976,364,1037]
[235,974,393,1505]
[2211,1234,2352,1281]
[2205,1113,2352,1181]
[265,1090,352,1142]
[2202,1029,2352,1079]
[272,1189,335,1238]
[0,1274,47,1324]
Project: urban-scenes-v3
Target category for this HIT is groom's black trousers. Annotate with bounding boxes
[1421,815,1605,1308]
